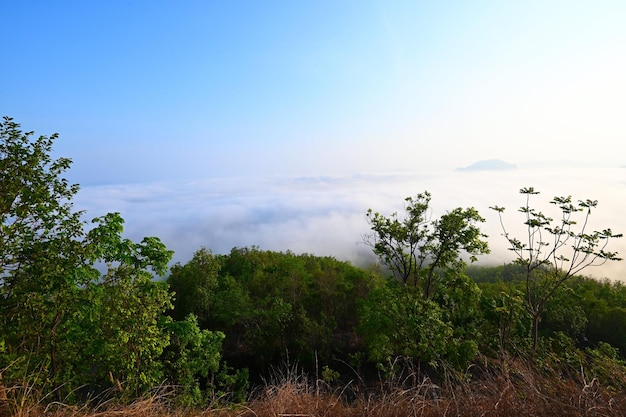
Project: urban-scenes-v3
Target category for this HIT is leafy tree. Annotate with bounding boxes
[357,279,452,366]
[167,247,222,325]
[0,117,89,383]
[574,278,626,354]
[361,193,489,368]
[168,247,375,375]
[0,117,96,391]
[358,270,483,369]
[542,286,588,342]
[491,187,622,356]
[161,314,225,406]
[365,191,489,298]
[0,117,174,399]
[478,283,529,357]
[58,213,174,398]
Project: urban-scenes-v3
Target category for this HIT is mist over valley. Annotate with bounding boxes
[74,163,626,280]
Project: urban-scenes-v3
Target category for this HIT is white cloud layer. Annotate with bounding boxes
[74,166,626,280]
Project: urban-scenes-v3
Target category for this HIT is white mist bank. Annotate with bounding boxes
[74,166,626,280]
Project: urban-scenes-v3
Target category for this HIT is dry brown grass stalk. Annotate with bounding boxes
[3,357,626,417]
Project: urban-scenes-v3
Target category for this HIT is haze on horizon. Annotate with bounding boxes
[2,2,625,278]
[72,166,626,280]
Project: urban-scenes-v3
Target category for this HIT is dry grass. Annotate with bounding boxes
[237,361,626,417]
[3,358,626,417]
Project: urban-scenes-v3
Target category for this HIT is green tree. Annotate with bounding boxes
[63,213,173,398]
[169,247,375,375]
[491,187,622,356]
[161,314,225,406]
[574,277,626,354]
[0,116,92,389]
[358,270,483,369]
[167,247,221,325]
[0,117,174,399]
[361,193,489,368]
[357,279,452,366]
[365,192,489,298]
[478,281,530,356]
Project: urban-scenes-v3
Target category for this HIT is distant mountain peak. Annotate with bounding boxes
[456,159,517,172]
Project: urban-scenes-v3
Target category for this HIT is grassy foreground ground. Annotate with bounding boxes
[3,358,626,417]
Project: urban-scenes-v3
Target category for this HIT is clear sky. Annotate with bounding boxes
[3,1,625,184]
[3,1,626,278]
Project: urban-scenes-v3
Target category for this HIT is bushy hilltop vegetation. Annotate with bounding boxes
[2,117,626,414]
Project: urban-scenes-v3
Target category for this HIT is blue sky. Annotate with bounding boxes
[4,1,625,184]
[3,1,626,276]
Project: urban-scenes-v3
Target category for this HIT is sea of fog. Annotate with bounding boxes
[74,167,626,280]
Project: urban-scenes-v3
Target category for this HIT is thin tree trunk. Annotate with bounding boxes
[531,313,539,359]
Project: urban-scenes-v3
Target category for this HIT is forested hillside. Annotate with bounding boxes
[3,117,626,416]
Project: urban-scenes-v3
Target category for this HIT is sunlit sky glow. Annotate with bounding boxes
[3,1,626,277]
